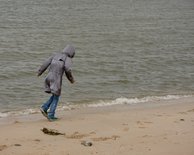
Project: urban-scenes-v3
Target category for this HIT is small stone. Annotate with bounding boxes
[81,141,93,147]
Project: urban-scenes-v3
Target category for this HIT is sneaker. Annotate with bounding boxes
[40,107,48,118]
[47,116,58,122]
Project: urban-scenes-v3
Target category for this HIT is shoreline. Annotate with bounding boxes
[0,95,193,125]
[0,97,194,155]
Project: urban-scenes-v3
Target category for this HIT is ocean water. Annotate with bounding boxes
[0,0,194,116]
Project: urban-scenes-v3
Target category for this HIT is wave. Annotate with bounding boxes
[0,109,38,118]
[87,94,193,107]
[0,94,193,118]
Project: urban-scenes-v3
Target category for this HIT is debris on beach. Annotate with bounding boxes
[41,128,90,140]
[41,128,93,147]
[91,135,120,141]
[81,140,93,147]
[14,144,22,146]
[66,132,89,139]
[41,127,65,136]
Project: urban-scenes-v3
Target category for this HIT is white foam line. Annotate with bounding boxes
[87,95,192,108]
[0,94,192,118]
[0,112,9,118]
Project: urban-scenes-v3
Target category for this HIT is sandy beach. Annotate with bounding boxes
[0,97,194,155]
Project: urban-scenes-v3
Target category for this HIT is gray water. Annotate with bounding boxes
[0,0,194,113]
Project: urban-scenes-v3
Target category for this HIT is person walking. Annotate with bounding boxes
[37,45,75,121]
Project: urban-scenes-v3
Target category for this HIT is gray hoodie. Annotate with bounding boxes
[38,45,75,96]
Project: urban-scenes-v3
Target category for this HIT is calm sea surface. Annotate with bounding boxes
[0,0,194,114]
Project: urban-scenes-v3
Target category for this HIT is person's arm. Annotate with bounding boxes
[65,70,75,83]
[37,56,53,76]
[64,57,74,83]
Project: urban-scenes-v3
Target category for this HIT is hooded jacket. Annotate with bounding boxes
[38,45,75,96]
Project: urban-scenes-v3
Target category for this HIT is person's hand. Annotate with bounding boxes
[37,72,41,77]
[37,69,41,77]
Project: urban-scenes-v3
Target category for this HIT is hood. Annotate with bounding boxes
[62,45,75,58]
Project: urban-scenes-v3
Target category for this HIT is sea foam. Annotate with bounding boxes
[0,94,192,118]
[87,95,192,107]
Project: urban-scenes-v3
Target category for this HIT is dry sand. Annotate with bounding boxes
[0,97,194,155]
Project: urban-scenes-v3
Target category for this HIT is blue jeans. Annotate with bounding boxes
[41,94,60,117]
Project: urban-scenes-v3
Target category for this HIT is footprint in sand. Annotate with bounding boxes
[123,127,129,132]
[142,135,152,138]
[178,112,187,115]
[187,109,194,112]
[34,139,41,142]
[122,123,129,131]
[0,145,7,151]
[89,131,96,135]
[137,121,153,129]
[154,114,163,117]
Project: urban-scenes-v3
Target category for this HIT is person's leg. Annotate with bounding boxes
[41,95,54,111]
[47,95,60,119]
